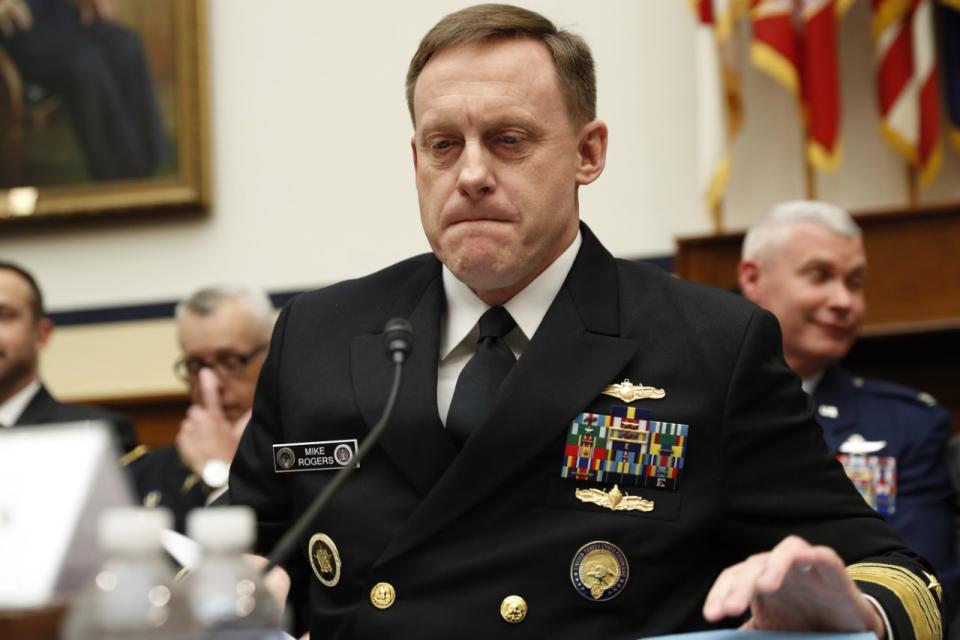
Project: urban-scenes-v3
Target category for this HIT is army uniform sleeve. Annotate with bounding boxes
[127,445,208,533]
[108,412,140,454]
[719,308,943,640]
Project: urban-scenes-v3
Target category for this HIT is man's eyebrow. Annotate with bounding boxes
[418,108,541,134]
[797,257,865,276]
[797,257,833,271]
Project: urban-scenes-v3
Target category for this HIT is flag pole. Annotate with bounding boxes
[711,200,724,235]
[905,163,918,210]
[803,128,817,199]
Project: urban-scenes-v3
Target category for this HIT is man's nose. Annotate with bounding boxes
[828,281,855,312]
[456,140,495,199]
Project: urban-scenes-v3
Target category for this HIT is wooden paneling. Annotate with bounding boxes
[676,204,960,334]
[81,393,188,448]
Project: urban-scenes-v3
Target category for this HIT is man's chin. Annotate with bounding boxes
[447,254,514,291]
[804,343,851,372]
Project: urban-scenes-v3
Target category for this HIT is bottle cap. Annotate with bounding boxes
[99,507,172,554]
[186,506,255,551]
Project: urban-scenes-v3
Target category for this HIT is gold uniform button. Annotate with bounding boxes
[370,582,396,609]
[500,595,527,623]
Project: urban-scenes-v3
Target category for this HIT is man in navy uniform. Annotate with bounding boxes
[231,5,944,638]
[739,199,957,599]
[0,260,136,451]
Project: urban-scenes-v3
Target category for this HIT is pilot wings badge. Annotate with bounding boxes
[575,484,654,512]
[602,379,665,403]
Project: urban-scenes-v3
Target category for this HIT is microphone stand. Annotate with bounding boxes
[263,320,411,573]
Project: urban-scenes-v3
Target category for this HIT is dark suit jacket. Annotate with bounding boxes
[231,225,942,639]
[15,383,138,453]
[814,366,958,598]
[128,444,206,533]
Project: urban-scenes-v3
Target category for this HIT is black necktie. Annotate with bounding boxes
[446,306,517,446]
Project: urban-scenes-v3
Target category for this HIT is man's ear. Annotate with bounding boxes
[34,317,53,353]
[575,120,607,186]
[738,260,761,303]
[411,136,418,171]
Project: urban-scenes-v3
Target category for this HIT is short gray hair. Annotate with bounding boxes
[742,200,862,261]
[175,284,275,340]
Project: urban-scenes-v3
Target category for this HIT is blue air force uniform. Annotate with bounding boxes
[813,366,958,599]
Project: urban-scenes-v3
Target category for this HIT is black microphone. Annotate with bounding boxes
[383,317,414,364]
[263,318,413,572]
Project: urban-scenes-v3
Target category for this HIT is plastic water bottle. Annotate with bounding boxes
[184,506,284,639]
[61,506,199,640]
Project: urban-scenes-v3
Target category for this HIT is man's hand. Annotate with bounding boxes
[703,535,886,640]
[0,0,32,37]
[243,554,290,613]
[176,368,248,477]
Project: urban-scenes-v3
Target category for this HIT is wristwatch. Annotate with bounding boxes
[201,458,230,490]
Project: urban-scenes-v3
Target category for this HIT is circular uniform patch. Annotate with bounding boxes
[334,443,354,466]
[276,447,295,470]
[570,540,629,601]
[308,533,341,587]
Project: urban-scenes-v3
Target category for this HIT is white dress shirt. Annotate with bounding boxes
[0,379,40,428]
[801,371,824,395]
[436,231,582,425]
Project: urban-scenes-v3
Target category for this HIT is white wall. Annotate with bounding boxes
[2,0,959,314]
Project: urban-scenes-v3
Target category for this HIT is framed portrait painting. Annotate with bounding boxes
[0,0,208,223]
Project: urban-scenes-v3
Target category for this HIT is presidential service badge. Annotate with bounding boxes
[308,533,341,587]
[276,447,295,470]
[570,540,629,601]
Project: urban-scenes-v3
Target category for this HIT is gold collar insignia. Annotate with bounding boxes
[602,379,665,402]
[924,571,943,602]
[575,484,654,512]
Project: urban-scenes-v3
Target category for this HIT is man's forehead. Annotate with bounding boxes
[421,37,555,75]
[0,270,33,308]
[413,39,562,122]
[179,304,260,352]
[781,223,866,268]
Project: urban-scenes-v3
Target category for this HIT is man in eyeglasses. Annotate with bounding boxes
[130,285,274,532]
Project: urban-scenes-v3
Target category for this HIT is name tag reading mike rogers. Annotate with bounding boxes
[273,439,359,473]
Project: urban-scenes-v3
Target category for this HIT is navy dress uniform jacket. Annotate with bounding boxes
[814,366,958,598]
[230,225,943,640]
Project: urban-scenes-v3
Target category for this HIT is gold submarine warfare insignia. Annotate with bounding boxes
[575,484,654,512]
[601,379,666,403]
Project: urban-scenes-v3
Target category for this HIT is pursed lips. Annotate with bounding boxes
[443,211,514,229]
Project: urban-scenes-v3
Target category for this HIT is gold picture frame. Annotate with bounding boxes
[0,0,209,223]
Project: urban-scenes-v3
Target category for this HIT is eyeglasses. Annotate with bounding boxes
[173,344,267,382]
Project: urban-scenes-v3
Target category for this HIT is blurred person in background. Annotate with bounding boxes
[739,200,958,602]
[130,285,273,533]
[0,260,136,450]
